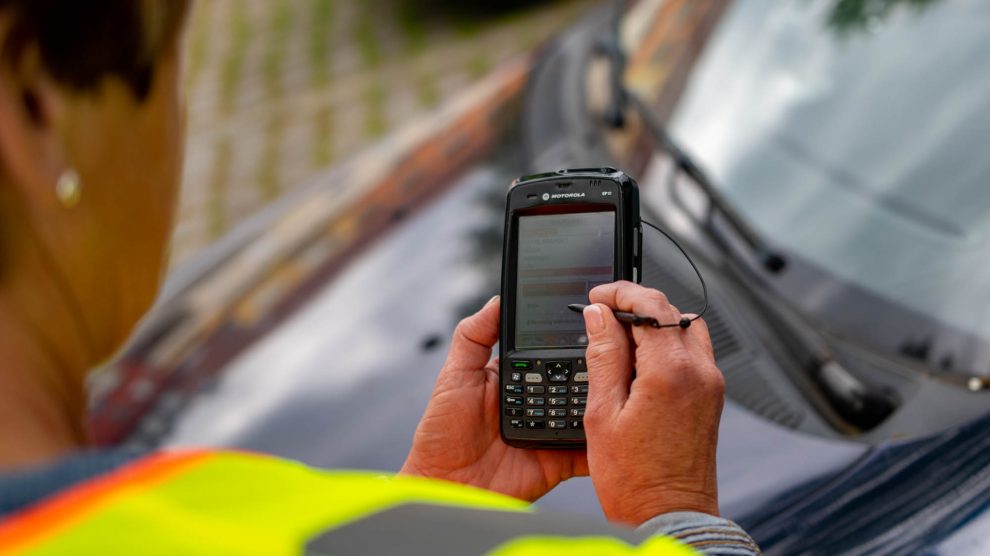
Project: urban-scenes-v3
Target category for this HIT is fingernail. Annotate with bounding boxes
[583,304,605,335]
[487,295,499,306]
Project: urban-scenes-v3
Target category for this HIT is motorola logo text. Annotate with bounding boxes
[549,193,585,200]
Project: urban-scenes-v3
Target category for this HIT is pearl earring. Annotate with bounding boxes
[55,169,81,208]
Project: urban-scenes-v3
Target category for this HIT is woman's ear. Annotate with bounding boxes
[0,21,70,207]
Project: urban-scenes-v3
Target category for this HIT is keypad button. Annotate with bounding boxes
[526,408,545,418]
[570,397,587,406]
[510,419,524,428]
[548,397,567,406]
[505,396,523,406]
[526,420,546,430]
[526,386,546,394]
[511,360,533,370]
[548,420,567,430]
[548,408,567,417]
[526,397,545,406]
[548,385,568,394]
[510,372,523,383]
[569,408,585,417]
[573,372,589,383]
[570,420,584,430]
[570,385,588,394]
[505,408,523,417]
[525,373,543,383]
[504,384,523,394]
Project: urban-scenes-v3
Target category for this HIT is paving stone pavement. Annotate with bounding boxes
[172,0,601,267]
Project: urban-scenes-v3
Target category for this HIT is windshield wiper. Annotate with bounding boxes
[595,10,786,274]
[590,5,906,431]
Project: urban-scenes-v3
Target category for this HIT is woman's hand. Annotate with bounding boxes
[401,296,588,501]
[583,281,724,526]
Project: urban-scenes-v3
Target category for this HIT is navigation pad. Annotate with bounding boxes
[546,360,572,382]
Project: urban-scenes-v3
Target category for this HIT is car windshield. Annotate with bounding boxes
[667,0,990,373]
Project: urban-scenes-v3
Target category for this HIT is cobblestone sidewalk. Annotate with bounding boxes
[173,0,600,267]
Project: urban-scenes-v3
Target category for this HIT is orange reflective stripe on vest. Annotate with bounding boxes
[0,451,698,556]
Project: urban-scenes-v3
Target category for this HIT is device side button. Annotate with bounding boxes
[635,226,643,284]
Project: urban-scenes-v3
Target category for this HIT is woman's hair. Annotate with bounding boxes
[0,0,191,100]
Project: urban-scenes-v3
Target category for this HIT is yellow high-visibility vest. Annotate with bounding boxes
[0,451,698,556]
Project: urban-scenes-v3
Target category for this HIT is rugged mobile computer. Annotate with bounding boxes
[499,168,641,448]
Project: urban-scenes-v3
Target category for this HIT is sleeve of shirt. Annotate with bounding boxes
[636,511,762,555]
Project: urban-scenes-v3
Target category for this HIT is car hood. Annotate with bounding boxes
[150,151,868,522]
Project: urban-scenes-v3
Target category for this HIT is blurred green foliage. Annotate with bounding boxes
[309,0,335,86]
[827,0,941,34]
[311,104,335,168]
[355,2,384,69]
[258,116,284,200]
[364,80,387,139]
[264,0,293,97]
[219,4,252,112]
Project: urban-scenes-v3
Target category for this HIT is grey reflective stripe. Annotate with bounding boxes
[304,503,647,556]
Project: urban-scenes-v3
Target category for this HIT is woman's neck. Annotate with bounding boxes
[0,314,86,471]
[0,186,101,470]
[0,243,96,470]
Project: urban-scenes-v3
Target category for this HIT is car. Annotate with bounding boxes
[89,1,990,554]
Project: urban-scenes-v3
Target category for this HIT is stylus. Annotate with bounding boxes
[567,303,662,328]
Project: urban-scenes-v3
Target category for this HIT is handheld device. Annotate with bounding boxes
[499,168,641,448]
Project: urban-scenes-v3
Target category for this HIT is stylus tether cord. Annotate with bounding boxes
[639,220,709,329]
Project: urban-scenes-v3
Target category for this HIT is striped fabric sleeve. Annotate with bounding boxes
[636,512,762,555]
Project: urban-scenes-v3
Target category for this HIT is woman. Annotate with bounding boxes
[0,1,758,554]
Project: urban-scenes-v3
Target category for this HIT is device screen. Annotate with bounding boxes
[515,211,615,349]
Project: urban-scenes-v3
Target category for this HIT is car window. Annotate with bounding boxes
[668,0,990,363]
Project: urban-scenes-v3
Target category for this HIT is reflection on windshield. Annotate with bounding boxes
[669,0,990,368]
[826,0,942,36]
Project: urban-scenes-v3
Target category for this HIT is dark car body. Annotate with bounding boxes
[90,1,990,554]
